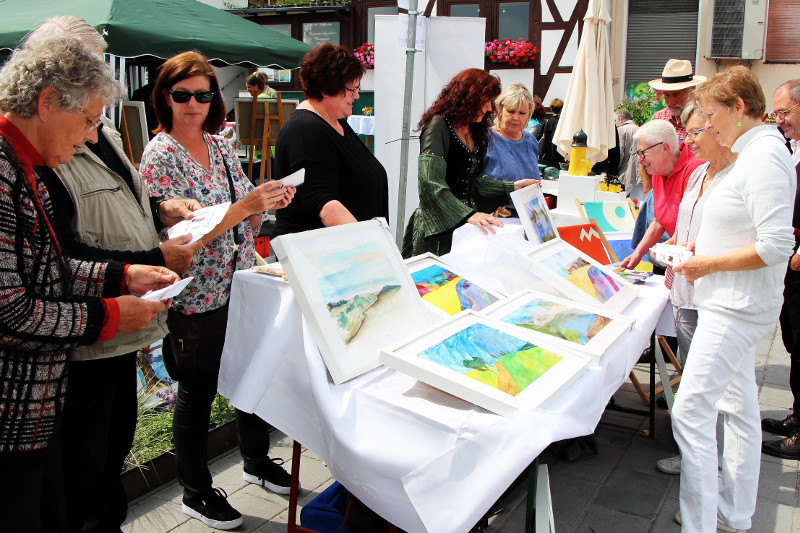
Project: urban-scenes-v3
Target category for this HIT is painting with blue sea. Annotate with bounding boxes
[310,242,403,344]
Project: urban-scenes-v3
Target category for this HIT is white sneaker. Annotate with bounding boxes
[656,454,681,475]
[674,511,748,532]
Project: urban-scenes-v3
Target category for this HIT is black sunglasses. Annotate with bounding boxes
[168,89,215,104]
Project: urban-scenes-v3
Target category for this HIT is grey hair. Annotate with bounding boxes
[680,102,705,128]
[776,79,800,104]
[0,34,121,118]
[494,83,535,128]
[615,108,632,122]
[633,119,679,152]
[24,16,107,56]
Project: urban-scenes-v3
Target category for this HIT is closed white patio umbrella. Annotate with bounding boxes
[553,0,615,165]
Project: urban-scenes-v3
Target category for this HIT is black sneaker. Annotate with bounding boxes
[181,487,243,530]
[243,457,293,495]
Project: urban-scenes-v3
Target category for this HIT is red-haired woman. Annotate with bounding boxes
[402,69,536,257]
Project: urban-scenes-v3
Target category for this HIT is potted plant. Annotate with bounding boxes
[353,43,375,69]
[484,38,538,66]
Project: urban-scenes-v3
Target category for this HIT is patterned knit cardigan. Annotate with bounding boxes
[0,134,123,454]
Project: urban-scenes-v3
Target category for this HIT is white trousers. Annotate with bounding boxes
[672,308,769,533]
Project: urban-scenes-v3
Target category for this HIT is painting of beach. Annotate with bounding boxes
[418,323,563,396]
[540,250,623,303]
[310,242,411,346]
[411,264,499,315]
[499,299,612,345]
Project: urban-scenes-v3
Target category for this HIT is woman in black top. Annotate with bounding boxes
[274,43,388,235]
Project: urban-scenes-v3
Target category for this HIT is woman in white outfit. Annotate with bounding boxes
[655,103,736,476]
[672,65,796,532]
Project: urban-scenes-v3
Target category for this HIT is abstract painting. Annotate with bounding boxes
[510,183,559,244]
[381,311,591,415]
[406,254,504,316]
[582,201,636,233]
[273,219,430,383]
[515,239,639,313]
[483,290,633,357]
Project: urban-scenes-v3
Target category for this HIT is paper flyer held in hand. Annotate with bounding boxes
[166,201,230,243]
[653,243,693,266]
[141,277,194,302]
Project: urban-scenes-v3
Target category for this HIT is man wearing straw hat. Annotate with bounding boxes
[649,59,706,142]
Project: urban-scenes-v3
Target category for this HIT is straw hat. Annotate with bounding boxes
[648,59,706,91]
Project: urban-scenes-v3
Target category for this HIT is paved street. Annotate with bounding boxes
[123,323,800,533]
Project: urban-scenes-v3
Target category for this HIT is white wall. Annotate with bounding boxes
[374,15,486,240]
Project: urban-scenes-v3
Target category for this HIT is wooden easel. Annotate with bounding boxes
[245,93,285,185]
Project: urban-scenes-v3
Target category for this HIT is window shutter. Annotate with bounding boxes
[765,0,800,63]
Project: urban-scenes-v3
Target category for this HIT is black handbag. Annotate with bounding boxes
[162,139,243,383]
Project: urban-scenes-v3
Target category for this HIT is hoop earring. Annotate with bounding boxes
[736,121,742,127]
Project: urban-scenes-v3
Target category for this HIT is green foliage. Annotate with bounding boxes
[125,390,236,472]
[615,86,659,126]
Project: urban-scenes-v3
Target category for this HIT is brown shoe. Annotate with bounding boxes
[762,429,800,460]
[761,414,800,436]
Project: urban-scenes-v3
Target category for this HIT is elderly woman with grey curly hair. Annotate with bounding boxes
[0,34,178,533]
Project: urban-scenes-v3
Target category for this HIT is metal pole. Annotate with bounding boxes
[395,0,419,245]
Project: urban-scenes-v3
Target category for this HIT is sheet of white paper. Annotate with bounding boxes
[166,202,230,244]
[141,276,194,302]
[397,13,427,50]
[279,168,305,188]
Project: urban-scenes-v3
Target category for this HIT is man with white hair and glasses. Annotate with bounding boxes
[619,119,702,269]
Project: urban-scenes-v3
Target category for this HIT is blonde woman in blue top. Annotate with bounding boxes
[484,83,541,182]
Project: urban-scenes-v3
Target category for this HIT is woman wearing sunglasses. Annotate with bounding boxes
[140,51,295,530]
[274,43,388,235]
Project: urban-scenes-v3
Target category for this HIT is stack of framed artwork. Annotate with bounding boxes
[268,196,642,415]
[380,311,592,415]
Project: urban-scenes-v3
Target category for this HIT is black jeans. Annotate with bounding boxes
[781,266,800,415]
[0,435,65,533]
[173,379,272,495]
[60,352,138,533]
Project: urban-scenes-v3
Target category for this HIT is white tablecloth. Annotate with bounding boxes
[346,114,375,136]
[218,268,669,533]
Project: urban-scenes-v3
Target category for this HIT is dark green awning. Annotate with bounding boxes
[0,0,311,68]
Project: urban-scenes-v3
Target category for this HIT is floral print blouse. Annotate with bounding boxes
[141,132,261,315]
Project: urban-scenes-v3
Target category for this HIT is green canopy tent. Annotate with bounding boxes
[0,0,310,68]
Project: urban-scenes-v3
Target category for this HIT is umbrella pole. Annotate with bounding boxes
[395,0,420,246]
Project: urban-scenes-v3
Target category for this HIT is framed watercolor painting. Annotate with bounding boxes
[272,219,430,384]
[405,253,506,317]
[514,239,639,313]
[510,183,559,245]
[482,290,633,358]
[380,311,591,416]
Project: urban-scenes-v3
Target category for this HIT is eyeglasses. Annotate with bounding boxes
[168,89,215,104]
[685,127,706,140]
[343,84,361,96]
[769,102,800,121]
[634,142,664,160]
[80,108,103,133]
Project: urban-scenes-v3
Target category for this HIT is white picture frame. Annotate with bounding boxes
[482,290,633,358]
[514,239,640,313]
[380,311,591,416]
[272,219,430,384]
[509,183,559,245]
[404,253,506,318]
